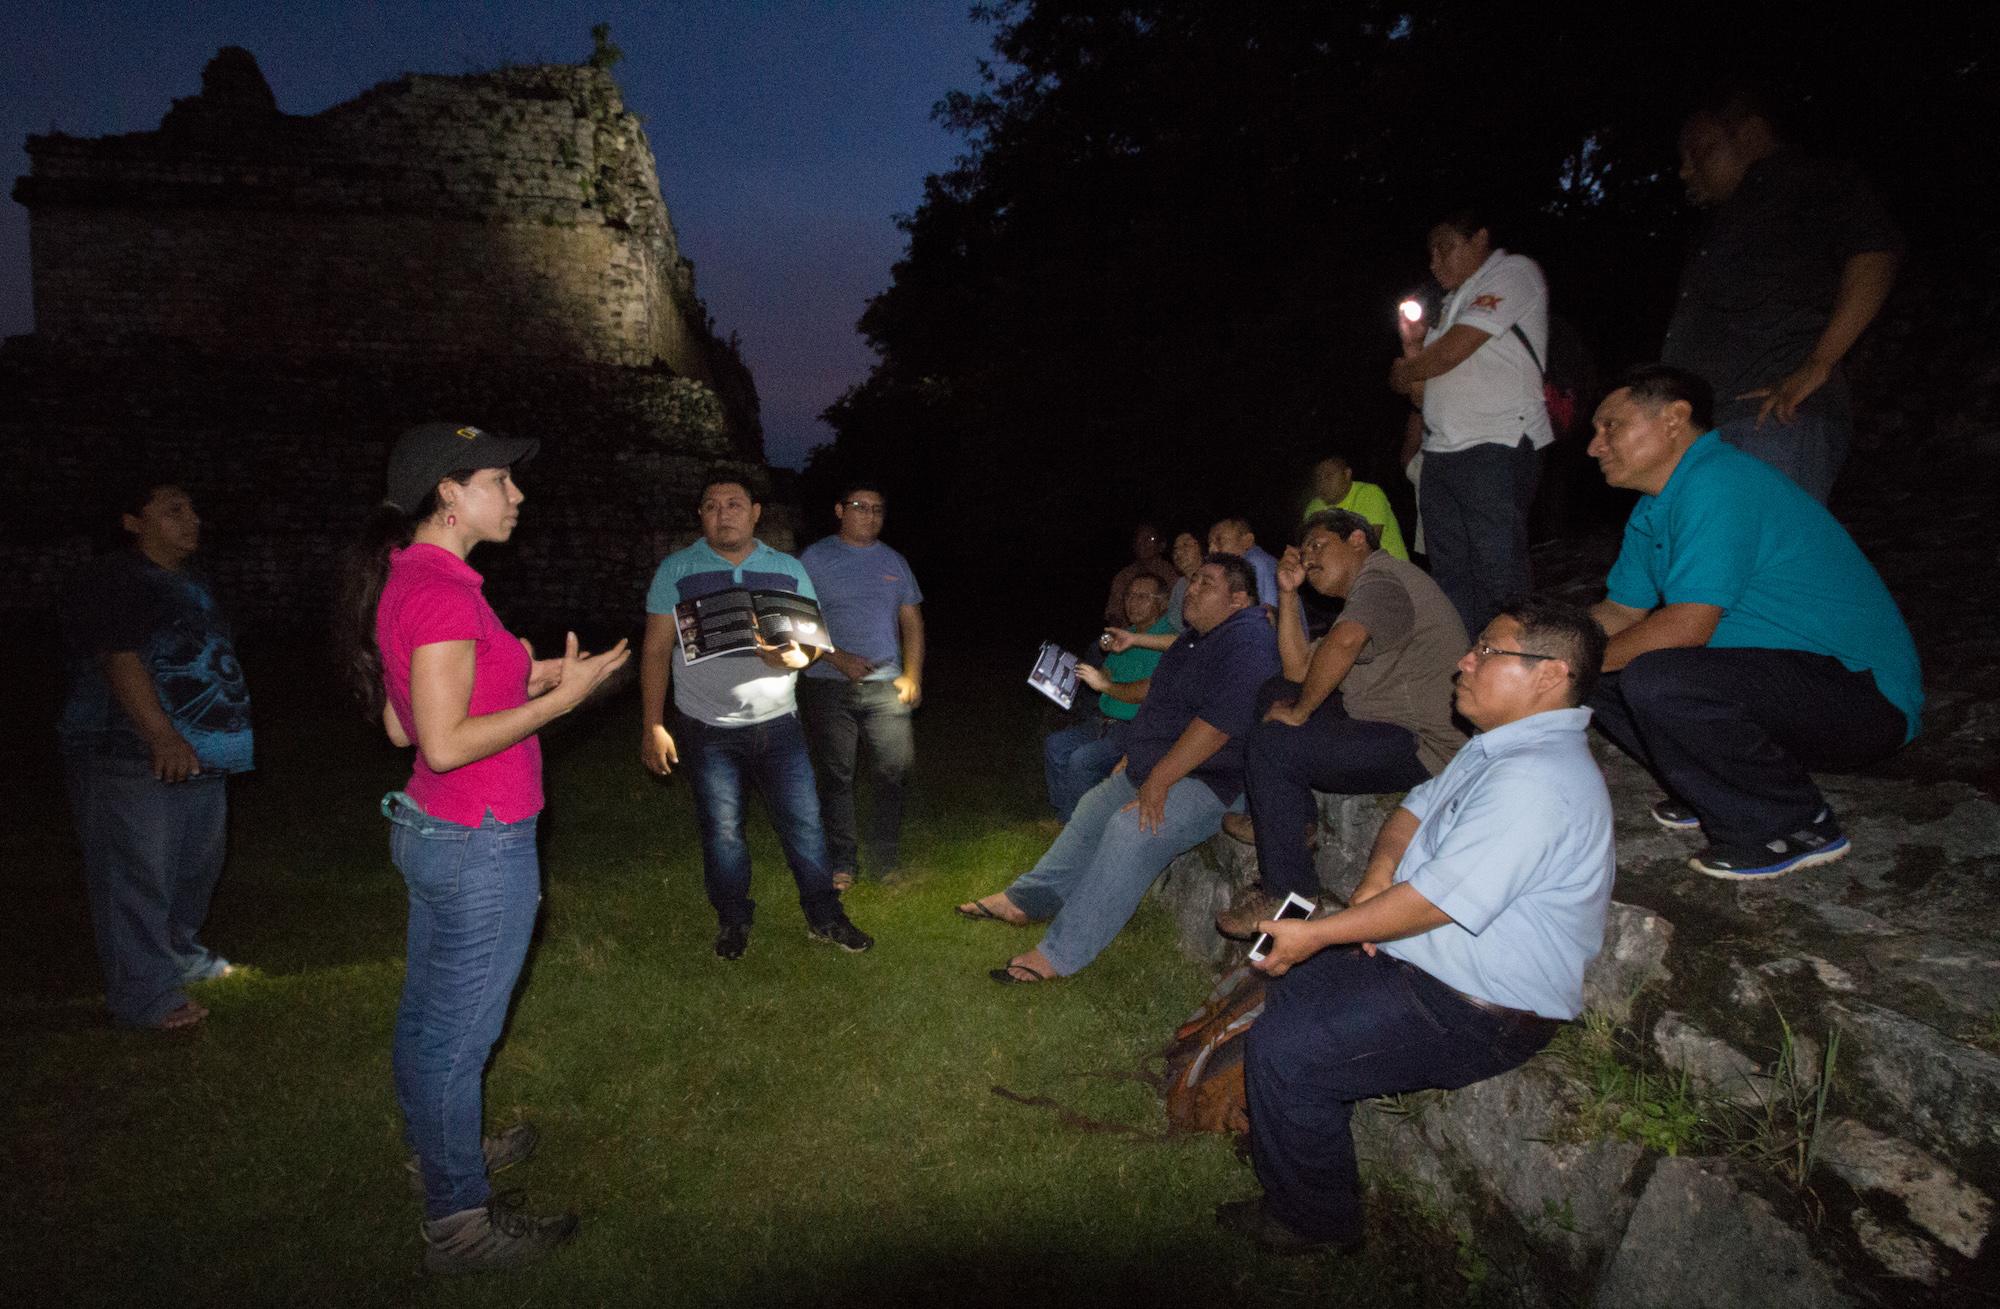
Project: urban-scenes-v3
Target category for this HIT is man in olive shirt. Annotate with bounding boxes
[1220,509,1468,938]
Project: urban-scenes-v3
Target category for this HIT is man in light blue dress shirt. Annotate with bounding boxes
[1215,597,1615,1256]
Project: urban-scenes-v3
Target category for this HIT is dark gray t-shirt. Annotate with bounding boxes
[1661,149,1902,426]
[1335,551,1469,776]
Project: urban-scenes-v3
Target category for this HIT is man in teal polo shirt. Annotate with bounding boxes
[1585,365,1921,879]
[1044,572,1173,820]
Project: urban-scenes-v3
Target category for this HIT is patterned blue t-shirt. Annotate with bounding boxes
[58,551,254,773]
[645,538,818,727]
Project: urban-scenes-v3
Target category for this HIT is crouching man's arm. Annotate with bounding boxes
[1590,599,1721,673]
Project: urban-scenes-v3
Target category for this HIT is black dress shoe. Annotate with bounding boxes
[1214,1197,1361,1256]
[714,923,750,961]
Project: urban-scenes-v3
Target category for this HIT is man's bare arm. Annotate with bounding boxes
[1598,602,1722,673]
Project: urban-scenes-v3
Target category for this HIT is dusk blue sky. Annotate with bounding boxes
[1,2,999,467]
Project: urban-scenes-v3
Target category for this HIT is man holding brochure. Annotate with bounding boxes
[639,473,874,961]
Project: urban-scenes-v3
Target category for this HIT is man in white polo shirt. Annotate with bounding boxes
[1390,210,1555,639]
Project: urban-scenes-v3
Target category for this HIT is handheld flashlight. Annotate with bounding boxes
[1398,299,1423,323]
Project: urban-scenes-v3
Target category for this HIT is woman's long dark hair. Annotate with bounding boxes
[332,474,471,718]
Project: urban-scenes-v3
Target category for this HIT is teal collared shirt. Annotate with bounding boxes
[1382,707,1614,1020]
[1604,432,1921,741]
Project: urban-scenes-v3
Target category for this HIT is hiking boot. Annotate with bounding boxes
[406,1122,540,1196]
[1215,890,1291,942]
[1214,1197,1359,1257]
[1650,800,1702,832]
[807,914,875,953]
[420,1191,578,1275]
[715,923,750,961]
[1688,810,1850,880]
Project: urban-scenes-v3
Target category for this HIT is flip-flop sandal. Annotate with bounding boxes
[153,1000,207,1031]
[989,960,1051,985]
[955,900,1011,923]
[831,872,856,892]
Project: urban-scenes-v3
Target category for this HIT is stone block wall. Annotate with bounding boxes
[17,52,720,384]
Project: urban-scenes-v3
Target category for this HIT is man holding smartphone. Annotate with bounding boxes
[1215,598,1614,1255]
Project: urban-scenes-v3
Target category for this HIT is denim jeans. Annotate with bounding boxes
[1004,770,1226,975]
[385,793,542,1220]
[1716,410,1847,504]
[676,711,840,928]
[1589,647,1906,848]
[1042,715,1131,821]
[1246,947,1558,1241]
[1419,435,1541,639]
[797,677,915,877]
[1245,680,1429,900]
[62,754,229,1026]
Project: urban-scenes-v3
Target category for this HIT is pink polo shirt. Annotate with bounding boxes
[375,544,543,825]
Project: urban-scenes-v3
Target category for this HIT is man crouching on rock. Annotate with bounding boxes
[1216,598,1615,1255]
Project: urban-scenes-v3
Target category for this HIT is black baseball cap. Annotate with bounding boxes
[384,422,539,513]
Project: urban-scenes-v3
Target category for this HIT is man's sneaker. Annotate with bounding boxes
[1688,811,1850,880]
[1215,890,1290,942]
[1650,800,1702,832]
[715,923,750,961]
[1214,1197,1360,1257]
[406,1122,540,1196]
[807,915,875,953]
[420,1192,578,1275]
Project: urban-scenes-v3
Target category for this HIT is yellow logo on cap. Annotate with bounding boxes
[456,426,480,440]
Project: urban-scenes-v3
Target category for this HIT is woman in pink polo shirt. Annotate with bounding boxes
[333,422,627,1275]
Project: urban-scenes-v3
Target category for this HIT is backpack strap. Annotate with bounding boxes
[1510,322,1546,377]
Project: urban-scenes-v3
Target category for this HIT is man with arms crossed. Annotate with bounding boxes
[798,479,925,889]
[1217,599,1612,1254]
[640,474,873,960]
[1584,365,1921,879]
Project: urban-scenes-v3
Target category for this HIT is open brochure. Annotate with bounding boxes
[1028,641,1083,710]
[675,588,831,665]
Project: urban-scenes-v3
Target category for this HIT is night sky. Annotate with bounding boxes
[0,1,998,468]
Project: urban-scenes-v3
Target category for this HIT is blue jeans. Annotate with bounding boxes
[1716,410,1847,504]
[797,677,915,877]
[676,712,840,929]
[1419,435,1541,639]
[1246,948,1558,1241]
[1004,770,1226,975]
[62,754,229,1026]
[1042,715,1131,821]
[385,793,542,1220]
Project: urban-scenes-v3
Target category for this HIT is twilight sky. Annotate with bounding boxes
[0,1,998,467]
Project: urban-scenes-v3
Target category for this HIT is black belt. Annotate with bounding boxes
[1396,958,1565,1034]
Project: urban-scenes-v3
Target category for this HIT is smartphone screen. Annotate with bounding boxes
[1248,891,1318,962]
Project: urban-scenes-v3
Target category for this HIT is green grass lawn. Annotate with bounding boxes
[3,646,1475,1306]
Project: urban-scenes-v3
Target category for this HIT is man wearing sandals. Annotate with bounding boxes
[957,553,1279,983]
[1217,598,1612,1254]
[58,477,251,1030]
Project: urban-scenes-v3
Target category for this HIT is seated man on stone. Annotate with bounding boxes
[1044,572,1173,822]
[1207,516,1280,606]
[1302,457,1409,562]
[1102,522,1180,624]
[1585,364,1922,879]
[1216,598,1613,1255]
[1216,509,1467,939]
[957,554,1280,982]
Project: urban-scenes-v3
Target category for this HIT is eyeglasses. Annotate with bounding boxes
[842,501,886,514]
[1470,643,1558,663]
